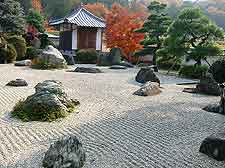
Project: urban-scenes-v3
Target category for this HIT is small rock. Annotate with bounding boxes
[183,88,198,94]
[202,104,221,113]
[133,82,161,96]
[14,60,32,66]
[74,67,102,73]
[199,132,225,161]
[109,65,127,70]
[6,79,28,87]
[42,136,86,168]
[136,67,160,85]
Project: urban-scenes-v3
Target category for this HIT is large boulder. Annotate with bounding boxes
[14,59,32,66]
[196,73,220,96]
[136,67,160,85]
[199,131,225,161]
[74,67,102,73]
[35,45,67,69]
[133,82,161,96]
[43,136,86,168]
[97,47,122,66]
[6,79,28,87]
[12,80,79,122]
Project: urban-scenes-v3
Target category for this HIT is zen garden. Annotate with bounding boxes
[1,0,225,167]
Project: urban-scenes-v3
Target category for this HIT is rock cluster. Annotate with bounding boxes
[12,80,79,122]
[43,136,86,168]
[34,45,67,69]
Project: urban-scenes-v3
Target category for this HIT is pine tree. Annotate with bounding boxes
[0,0,25,34]
[135,1,172,71]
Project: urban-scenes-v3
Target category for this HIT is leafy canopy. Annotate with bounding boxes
[0,0,25,34]
[26,9,45,33]
[135,1,172,66]
[162,7,224,65]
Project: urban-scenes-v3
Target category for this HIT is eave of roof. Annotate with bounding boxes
[49,7,106,28]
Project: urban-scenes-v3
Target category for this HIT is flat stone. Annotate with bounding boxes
[183,88,198,94]
[200,132,225,161]
[133,82,161,96]
[74,67,102,73]
[6,79,28,87]
[109,65,127,70]
[14,60,32,66]
[42,136,86,168]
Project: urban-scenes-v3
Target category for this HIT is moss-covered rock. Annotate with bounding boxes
[12,80,79,122]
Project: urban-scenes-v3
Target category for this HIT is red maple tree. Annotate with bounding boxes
[84,3,109,19]
[106,3,145,62]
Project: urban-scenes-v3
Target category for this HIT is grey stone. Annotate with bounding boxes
[6,79,28,87]
[109,65,127,70]
[200,132,225,161]
[196,73,220,96]
[133,82,161,96]
[13,80,79,121]
[14,60,32,66]
[37,45,67,68]
[74,67,102,73]
[136,67,160,85]
[43,136,86,168]
[97,48,122,66]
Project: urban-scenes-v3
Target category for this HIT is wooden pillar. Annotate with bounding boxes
[96,28,102,51]
[72,29,78,50]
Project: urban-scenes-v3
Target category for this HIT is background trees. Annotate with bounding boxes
[0,0,25,34]
[105,3,145,61]
[162,7,224,66]
[135,1,172,70]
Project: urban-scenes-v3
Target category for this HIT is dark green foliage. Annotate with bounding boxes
[157,57,181,71]
[25,46,39,59]
[11,99,76,122]
[7,35,27,60]
[0,0,25,34]
[26,9,45,33]
[179,65,208,79]
[163,7,224,65]
[0,42,17,63]
[75,48,97,64]
[209,59,225,84]
[39,34,55,49]
[135,1,172,67]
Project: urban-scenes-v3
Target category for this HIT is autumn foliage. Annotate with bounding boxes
[32,0,42,12]
[84,3,109,19]
[106,3,145,61]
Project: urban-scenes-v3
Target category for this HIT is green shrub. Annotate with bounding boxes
[7,35,26,60]
[157,57,181,71]
[75,48,98,64]
[0,43,17,63]
[26,46,39,59]
[179,64,208,79]
[209,59,225,84]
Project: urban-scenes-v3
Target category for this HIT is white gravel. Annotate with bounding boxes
[0,64,224,168]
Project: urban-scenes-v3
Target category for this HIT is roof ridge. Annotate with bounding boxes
[82,7,105,22]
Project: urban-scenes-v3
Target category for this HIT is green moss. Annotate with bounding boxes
[31,59,67,70]
[11,99,78,122]
[179,65,208,79]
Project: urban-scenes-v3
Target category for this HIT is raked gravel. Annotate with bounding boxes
[0,64,224,168]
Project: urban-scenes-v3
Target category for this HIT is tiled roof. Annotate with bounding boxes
[49,7,106,28]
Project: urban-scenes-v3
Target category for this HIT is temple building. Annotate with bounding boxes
[49,5,106,55]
